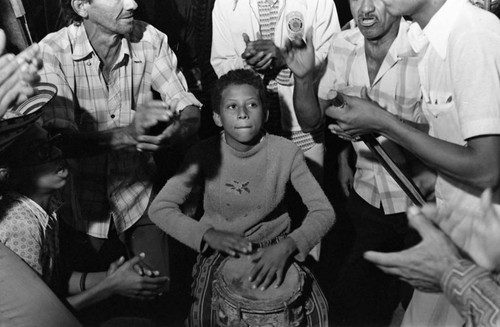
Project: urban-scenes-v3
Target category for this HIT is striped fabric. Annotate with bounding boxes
[318,19,424,214]
[39,21,201,238]
[257,0,292,87]
[442,260,500,327]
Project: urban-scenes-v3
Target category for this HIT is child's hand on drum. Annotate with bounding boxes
[203,228,252,257]
[248,237,298,291]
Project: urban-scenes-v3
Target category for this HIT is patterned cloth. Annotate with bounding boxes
[442,260,500,327]
[187,252,329,327]
[318,19,425,214]
[39,21,201,238]
[0,193,60,288]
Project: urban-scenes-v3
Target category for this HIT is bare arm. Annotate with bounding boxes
[327,93,500,199]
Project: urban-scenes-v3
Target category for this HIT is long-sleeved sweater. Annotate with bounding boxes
[149,133,335,261]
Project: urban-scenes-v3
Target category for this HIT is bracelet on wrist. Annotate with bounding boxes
[80,272,88,292]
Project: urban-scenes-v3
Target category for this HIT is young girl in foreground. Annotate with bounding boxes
[149,69,335,326]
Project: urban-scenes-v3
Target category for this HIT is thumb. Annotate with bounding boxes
[481,188,493,211]
[407,206,439,240]
[360,86,370,100]
[0,30,6,55]
[242,33,250,44]
[304,27,314,49]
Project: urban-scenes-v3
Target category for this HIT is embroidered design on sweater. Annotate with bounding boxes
[225,180,250,194]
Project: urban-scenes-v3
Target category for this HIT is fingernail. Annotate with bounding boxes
[252,285,256,289]
[260,286,265,291]
[139,252,145,257]
[408,206,420,216]
[20,63,29,72]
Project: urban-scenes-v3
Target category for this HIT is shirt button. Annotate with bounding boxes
[86,62,91,66]
[110,114,115,118]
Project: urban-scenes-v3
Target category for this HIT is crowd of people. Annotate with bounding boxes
[1,0,500,326]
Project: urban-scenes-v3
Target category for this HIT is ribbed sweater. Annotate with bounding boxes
[149,133,335,260]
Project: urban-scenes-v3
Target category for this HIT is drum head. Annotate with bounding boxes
[219,255,300,302]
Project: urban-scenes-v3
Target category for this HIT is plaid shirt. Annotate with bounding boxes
[318,19,425,214]
[39,21,201,238]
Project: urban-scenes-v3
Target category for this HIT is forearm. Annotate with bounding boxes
[378,112,500,192]
[68,271,107,295]
[442,259,500,326]
[67,271,112,310]
[293,75,323,132]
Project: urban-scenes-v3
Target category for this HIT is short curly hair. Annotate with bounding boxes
[61,0,90,24]
[211,69,268,114]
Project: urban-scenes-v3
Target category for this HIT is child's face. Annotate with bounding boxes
[214,84,267,152]
[30,158,68,194]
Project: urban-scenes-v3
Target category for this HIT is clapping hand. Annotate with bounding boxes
[0,29,43,118]
[132,92,180,152]
[364,206,461,293]
[242,33,283,71]
[105,254,169,300]
[428,188,500,271]
[282,28,314,79]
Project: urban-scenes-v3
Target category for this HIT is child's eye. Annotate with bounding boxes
[247,102,259,108]
[226,104,237,110]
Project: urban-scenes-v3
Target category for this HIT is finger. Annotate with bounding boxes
[274,267,284,288]
[417,204,441,225]
[245,51,266,66]
[481,188,493,212]
[249,263,261,283]
[242,33,250,45]
[255,53,273,70]
[363,250,406,268]
[136,141,160,152]
[0,30,6,55]
[252,266,270,289]
[341,183,350,197]
[16,43,40,65]
[407,206,440,239]
[260,268,277,290]
[133,264,145,276]
[360,86,370,100]
[127,253,146,267]
[304,27,313,49]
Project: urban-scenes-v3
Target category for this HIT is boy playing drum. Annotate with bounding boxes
[149,69,335,326]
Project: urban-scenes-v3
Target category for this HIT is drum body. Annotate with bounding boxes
[212,256,310,327]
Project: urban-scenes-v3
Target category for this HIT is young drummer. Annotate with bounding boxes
[149,69,335,326]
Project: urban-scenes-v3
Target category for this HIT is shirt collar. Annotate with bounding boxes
[71,23,135,64]
[345,18,418,60]
[423,0,468,59]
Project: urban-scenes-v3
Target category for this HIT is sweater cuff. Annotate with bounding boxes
[288,229,313,262]
[194,223,214,253]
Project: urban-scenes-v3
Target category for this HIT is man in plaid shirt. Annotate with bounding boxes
[37,0,201,299]
[284,0,431,324]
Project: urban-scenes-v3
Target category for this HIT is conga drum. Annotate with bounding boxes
[212,255,313,327]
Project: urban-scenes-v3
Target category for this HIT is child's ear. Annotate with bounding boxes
[213,112,223,127]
